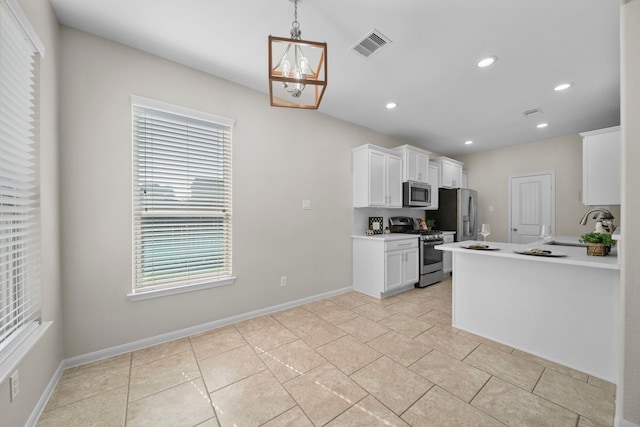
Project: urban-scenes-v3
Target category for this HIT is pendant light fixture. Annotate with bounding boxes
[269,0,327,109]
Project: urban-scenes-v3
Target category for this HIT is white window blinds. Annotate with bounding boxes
[132,97,234,293]
[0,0,42,362]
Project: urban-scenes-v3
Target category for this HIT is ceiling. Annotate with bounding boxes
[49,0,621,156]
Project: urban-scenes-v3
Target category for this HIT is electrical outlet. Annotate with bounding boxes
[10,370,19,401]
[280,276,287,287]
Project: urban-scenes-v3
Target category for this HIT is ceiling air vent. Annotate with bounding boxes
[352,29,392,58]
[522,108,543,118]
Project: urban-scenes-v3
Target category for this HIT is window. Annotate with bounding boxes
[131,96,234,300]
[0,0,45,381]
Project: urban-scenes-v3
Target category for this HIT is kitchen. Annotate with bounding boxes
[2,1,639,427]
[351,128,624,414]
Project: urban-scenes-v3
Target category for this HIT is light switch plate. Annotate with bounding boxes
[302,200,311,210]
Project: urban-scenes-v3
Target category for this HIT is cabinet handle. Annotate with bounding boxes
[398,243,414,247]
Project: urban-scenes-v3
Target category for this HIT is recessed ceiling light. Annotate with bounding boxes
[477,56,497,68]
[537,123,549,128]
[386,102,397,109]
[465,140,473,145]
[554,82,573,91]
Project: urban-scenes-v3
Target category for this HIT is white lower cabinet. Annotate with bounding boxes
[442,232,455,274]
[353,236,419,298]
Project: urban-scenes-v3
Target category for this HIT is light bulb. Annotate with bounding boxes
[281,60,290,78]
[299,56,308,76]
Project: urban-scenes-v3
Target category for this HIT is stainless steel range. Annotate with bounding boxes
[388,217,444,288]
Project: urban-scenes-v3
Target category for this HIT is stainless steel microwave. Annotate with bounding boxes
[403,181,431,207]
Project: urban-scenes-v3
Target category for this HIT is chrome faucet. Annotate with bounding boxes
[579,208,615,225]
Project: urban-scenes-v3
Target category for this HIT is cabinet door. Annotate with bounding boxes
[407,149,419,181]
[442,234,454,274]
[440,161,453,188]
[369,150,387,206]
[443,251,452,274]
[582,129,621,205]
[452,164,463,188]
[387,154,403,207]
[385,250,404,290]
[403,248,420,286]
[417,153,430,183]
[426,163,439,210]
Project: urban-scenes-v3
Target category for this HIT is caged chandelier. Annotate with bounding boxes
[268,0,327,109]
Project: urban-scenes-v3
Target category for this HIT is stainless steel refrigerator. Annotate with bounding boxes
[427,188,478,241]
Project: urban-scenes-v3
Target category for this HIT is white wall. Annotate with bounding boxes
[0,1,63,426]
[456,134,620,243]
[620,1,640,425]
[58,27,411,358]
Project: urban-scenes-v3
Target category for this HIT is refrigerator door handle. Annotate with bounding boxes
[469,195,476,237]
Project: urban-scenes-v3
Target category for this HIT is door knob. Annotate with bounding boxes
[512,228,518,231]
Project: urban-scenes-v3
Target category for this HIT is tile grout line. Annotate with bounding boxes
[123,352,133,426]
[188,335,220,426]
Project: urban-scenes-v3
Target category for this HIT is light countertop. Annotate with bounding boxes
[352,234,420,242]
[438,239,619,270]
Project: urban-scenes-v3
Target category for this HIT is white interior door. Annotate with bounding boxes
[509,172,555,243]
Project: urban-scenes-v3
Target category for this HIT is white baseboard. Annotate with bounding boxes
[63,287,353,368]
[29,284,352,425]
[64,285,351,368]
[25,360,65,427]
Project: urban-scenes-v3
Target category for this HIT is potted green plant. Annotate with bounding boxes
[426,219,436,231]
[579,232,616,256]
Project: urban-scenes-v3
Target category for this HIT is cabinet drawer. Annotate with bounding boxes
[385,239,419,252]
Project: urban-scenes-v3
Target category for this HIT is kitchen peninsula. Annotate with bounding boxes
[438,240,619,383]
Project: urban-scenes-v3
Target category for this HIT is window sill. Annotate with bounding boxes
[127,276,236,301]
[0,321,52,385]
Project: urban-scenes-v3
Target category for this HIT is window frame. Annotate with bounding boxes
[0,0,49,384]
[129,96,235,301]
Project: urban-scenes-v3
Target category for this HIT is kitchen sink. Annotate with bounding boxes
[543,240,587,247]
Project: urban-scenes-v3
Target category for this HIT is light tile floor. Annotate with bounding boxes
[37,276,616,426]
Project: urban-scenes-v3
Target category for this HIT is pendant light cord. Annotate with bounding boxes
[290,0,301,40]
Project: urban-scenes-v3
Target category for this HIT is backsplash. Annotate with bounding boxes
[352,207,426,235]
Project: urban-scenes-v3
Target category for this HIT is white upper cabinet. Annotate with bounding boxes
[392,145,431,183]
[433,157,464,188]
[353,144,403,208]
[580,126,621,206]
[425,162,440,210]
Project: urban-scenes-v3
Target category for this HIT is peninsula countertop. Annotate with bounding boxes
[437,239,619,270]
[443,237,620,382]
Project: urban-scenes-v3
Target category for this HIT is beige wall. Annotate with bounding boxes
[58,27,410,358]
[0,1,63,426]
[456,134,620,243]
[620,0,640,425]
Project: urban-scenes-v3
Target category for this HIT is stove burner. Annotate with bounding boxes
[388,216,444,240]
